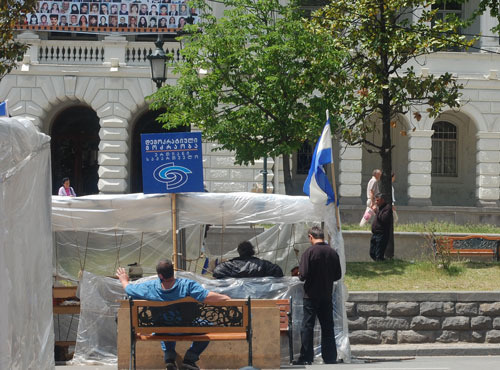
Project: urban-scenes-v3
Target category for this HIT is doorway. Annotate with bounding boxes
[51,106,100,196]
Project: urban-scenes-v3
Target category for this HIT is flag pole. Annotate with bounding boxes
[326,110,341,231]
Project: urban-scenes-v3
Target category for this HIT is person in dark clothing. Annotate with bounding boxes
[294,226,342,365]
[370,192,393,261]
[212,241,284,279]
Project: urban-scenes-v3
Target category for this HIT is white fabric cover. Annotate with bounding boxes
[0,117,54,370]
[53,192,351,364]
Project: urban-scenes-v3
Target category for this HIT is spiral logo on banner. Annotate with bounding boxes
[153,162,192,190]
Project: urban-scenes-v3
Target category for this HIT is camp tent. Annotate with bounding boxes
[0,117,54,370]
[52,192,351,364]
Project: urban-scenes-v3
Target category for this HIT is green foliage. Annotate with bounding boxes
[0,0,37,80]
[148,0,347,193]
[308,0,475,197]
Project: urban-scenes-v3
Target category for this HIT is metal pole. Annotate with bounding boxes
[261,157,268,193]
[171,193,178,270]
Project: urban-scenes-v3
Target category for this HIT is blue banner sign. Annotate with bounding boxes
[141,132,203,194]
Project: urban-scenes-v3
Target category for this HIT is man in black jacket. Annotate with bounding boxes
[370,192,393,261]
[212,241,283,278]
[294,225,342,365]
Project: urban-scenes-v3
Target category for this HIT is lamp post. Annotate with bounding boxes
[147,34,169,89]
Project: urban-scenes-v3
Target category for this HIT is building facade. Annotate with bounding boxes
[1,1,500,207]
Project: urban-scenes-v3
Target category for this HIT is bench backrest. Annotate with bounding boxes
[130,297,249,335]
[436,235,500,250]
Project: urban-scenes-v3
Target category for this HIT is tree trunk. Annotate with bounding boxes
[380,88,394,259]
[282,153,293,195]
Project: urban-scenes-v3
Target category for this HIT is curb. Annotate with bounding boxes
[351,343,500,357]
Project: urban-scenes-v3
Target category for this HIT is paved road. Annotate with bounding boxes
[56,356,500,370]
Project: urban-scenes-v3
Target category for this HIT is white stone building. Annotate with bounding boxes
[2,1,500,207]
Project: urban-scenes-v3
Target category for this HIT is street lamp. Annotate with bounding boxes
[147,35,169,89]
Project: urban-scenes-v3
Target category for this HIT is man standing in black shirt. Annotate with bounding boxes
[370,192,393,261]
[294,226,342,365]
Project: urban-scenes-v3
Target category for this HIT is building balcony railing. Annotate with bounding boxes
[17,32,183,67]
[15,31,500,81]
[39,40,105,65]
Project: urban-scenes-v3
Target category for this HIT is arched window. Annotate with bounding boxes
[431,121,457,177]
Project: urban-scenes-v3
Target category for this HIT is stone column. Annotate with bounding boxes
[339,142,362,204]
[408,130,433,206]
[98,116,129,193]
[16,31,40,63]
[102,34,128,68]
[478,10,499,52]
[476,132,500,207]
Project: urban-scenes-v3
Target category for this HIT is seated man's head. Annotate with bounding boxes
[237,241,255,258]
[156,259,174,280]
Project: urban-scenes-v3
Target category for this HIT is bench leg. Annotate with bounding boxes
[288,298,294,364]
[130,338,136,370]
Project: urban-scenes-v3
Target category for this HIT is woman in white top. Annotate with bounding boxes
[58,177,76,197]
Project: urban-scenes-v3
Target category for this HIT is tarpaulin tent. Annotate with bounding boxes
[52,192,351,364]
[0,117,54,370]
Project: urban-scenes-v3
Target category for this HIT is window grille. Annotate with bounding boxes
[296,141,313,175]
[431,121,457,177]
[431,1,464,51]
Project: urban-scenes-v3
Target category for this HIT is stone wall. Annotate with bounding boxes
[347,292,500,345]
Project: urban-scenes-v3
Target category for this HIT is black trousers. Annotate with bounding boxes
[299,297,337,364]
[370,232,389,261]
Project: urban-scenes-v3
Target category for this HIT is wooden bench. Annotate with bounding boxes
[435,235,500,261]
[53,286,80,361]
[129,297,253,370]
[252,298,293,363]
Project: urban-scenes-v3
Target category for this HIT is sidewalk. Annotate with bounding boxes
[55,343,500,369]
[350,342,500,357]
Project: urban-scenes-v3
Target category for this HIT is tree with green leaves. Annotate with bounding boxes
[307,0,476,257]
[308,0,474,200]
[0,0,37,80]
[149,0,347,194]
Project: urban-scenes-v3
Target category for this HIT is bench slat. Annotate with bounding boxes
[136,333,247,341]
[135,326,247,335]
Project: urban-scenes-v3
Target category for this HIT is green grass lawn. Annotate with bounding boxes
[345,259,500,291]
[342,221,500,234]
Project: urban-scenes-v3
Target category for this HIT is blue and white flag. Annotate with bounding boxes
[303,118,336,205]
[0,101,8,117]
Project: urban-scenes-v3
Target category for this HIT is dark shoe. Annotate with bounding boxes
[292,359,312,365]
[181,360,199,370]
[165,360,177,370]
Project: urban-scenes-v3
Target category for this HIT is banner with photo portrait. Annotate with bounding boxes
[16,1,199,33]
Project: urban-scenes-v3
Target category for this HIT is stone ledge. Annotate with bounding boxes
[351,343,500,357]
[348,291,500,302]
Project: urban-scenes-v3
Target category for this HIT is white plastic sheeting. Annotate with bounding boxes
[0,117,54,370]
[53,192,351,364]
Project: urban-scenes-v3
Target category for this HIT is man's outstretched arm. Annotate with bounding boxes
[203,291,231,303]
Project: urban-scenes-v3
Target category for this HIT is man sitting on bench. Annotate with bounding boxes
[116,259,231,370]
[213,241,284,278]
